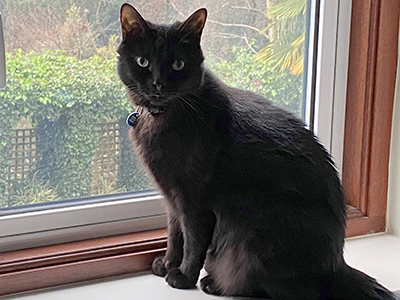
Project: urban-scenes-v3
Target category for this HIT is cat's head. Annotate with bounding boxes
[117,4,207,109]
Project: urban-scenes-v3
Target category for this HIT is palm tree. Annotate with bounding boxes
[256,0,306,75]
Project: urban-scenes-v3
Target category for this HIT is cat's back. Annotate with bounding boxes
[208,75,339,200]
[201,70,311,149]
[210,75,320,160]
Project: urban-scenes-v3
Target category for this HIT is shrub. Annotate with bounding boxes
[0,50,133,204]
[206,47,303,116]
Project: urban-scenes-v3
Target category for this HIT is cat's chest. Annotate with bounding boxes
[130,114,172,158]
[130,113,214,175]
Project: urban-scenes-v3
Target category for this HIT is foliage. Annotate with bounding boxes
[0,50,134,205]
[0,46,302,207]
[207,47,303,116]
[1,0,270,59]
[0,0,120,56]
[257,0,306,75]
[97,35,119,60]
[8,173,59,206]
[58,4,98,59]
[91,175,126,196]
[116,118,153,192]
[3,50,129,116]
[0,101,19,207]
[0,0,306,206]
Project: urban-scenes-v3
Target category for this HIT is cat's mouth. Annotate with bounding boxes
[146,93,170,105]
[150,93,162,99]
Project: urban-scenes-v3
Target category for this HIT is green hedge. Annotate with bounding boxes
[0,48,302,207]
[0,50,153,206]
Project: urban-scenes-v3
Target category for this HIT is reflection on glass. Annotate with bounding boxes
[0,0,306,208]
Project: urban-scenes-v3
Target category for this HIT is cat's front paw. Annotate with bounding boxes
[152,256,168,277]
[165,268,196,289]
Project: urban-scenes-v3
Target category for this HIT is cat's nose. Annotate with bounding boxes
[153,80,165,93]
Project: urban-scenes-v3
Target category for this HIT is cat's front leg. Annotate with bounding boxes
[166,210,215,289]
[152,211,183,277]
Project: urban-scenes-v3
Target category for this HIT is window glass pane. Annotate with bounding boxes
[0,0,307,209]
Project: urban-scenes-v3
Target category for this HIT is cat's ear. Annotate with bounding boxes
[120,4,148,40]
[179,8,207,41]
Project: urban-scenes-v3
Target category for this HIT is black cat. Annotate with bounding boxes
[117,4,395,300]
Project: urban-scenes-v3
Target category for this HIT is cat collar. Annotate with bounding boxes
[126,105,166,126]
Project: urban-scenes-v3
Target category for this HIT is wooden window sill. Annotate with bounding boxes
[5,234,400,300]
[346,205,386,237]
[0,205,386,297]
[0,229,167,296]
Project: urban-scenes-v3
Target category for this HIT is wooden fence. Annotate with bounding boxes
[8,128,38,182]
[93,121,120,186]
[7,121,121,193]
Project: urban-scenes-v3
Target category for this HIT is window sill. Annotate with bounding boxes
[0,229,167,296]
[2,231,400,298]
[4,233,400,300]
[344,233,400,292]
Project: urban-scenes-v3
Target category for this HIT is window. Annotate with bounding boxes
[0,0,309,251]
[1,0,399,296]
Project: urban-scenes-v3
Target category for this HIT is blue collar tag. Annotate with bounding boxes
[126,111,140,126]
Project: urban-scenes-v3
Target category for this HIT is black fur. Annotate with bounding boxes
[117,4,395,300]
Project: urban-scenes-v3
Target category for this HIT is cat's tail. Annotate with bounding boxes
[326,265,396,300]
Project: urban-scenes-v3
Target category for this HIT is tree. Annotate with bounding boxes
[256,0,306,75]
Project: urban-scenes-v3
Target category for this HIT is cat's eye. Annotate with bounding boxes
[172,60,185,71]
[135,56,149,68]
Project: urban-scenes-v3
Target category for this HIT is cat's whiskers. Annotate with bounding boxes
[179,96,199,115]
[179,95,214,132]
[176,96,193,117]
[176,97,195,133]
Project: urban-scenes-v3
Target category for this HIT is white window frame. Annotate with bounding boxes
[0,192,166,252]
[0,0,351,252]
[312,0,352,175]
[387,23,400,237]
